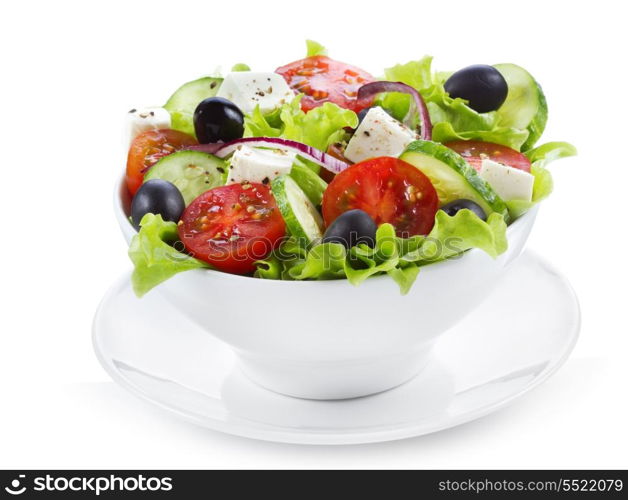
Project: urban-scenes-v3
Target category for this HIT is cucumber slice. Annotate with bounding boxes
[271,175,324,246]
[163,77,223,137]
[289,158,328,206]
[144,151,226,205]
[400,140,510,222]
[494,63,548,150]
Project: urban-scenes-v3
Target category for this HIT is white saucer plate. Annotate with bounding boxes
[93,251,580,445]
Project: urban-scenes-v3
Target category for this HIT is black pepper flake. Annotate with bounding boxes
[210,82,217,89]
[150,111,155,116]
[217,167,225,173]
[364,131,371,137]
[128,108,137,113]
[262,177,270,185]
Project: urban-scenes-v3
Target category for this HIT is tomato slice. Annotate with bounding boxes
[444,140,531,172]
[322,157,439,237]
[276,55,375,113]
[178,183,286,274]
[126,129,197,195]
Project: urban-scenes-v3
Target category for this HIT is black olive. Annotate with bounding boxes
[444,65,508,113]
[440,199,487,221]
[357,107,372,124]
[322,209,378,248]
[193,97,244,144]
[131,179,185,230]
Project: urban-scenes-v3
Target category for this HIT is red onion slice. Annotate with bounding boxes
[186,137,350,173]
[357,81,432,140]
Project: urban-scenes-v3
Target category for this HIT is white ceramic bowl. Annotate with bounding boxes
[116,178,538,400]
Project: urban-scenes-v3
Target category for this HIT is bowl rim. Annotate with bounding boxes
[114,175,538,286]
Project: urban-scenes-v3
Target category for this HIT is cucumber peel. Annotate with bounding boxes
[401,140,510,222]
[494,63,548,151]
[289,159,328,206]
[271,175,324,246]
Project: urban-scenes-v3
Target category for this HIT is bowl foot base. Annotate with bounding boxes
[236,345,434,400]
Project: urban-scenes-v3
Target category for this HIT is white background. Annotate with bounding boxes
[1,0,627,469]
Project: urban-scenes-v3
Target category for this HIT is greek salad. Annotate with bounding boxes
[125,40,575,296]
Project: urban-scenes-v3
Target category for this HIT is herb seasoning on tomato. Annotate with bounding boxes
[322,157,439,237]
[276,56,375,113]
[178,183,285,274]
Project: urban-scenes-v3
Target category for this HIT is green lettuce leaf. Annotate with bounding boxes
[430,121,530,151]
[254,237,306,281]
[290,243,347,280]
[253,254,283,280]
[306,40,327,57]
[386,265,422,295]
[343,224,401,285]
[128,214,210,297]
[243,95,358,151]
[384,57,434,91]
[255,210,508,294]
[506,141,577,217]
[280,98,358,151]
[525,141,577,167]
[407,210,508,263]
[242,105,282,138]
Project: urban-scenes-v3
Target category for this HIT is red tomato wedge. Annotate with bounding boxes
[178,183,285,274]
[276,55,375,112]
[322,157,439,237]
[444,140,531,172]
[126,129,197,196]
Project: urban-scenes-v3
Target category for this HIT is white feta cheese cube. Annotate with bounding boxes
[217,72,295,114]
[480,159,535,202]
[124,107,171,148]
[227,145,296,185]
[344,107,418,163]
